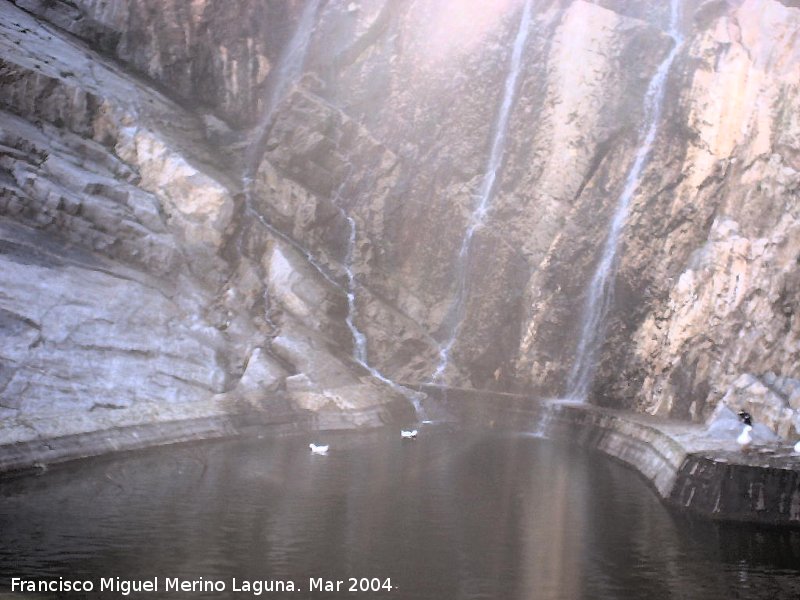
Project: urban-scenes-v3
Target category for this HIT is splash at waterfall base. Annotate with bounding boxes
[412,385,800,527]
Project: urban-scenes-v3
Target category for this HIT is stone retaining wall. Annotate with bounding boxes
[0,396,413,476]
[414,385,800,527]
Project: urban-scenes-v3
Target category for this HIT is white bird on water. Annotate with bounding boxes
[401,429,418,439]
[309,443,329,455]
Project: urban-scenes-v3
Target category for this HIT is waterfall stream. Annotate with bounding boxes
[344,215,369,366]
[336,191,426,417]
[237,0,366,296]
[244,0,322,179]
[565,0,683,401]
[239,1,421,415]
[431,0,534,383]
[238,0,340,291]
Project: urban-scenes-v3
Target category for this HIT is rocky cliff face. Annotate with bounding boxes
[2,0,799,451]
[0,0,412,450]
[513,0,800,435]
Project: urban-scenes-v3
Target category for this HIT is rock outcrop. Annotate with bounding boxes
[2,0,800,459]
[511,1,800,442]
[573,0,800,434]
[11,0,300,128]
[0,0,412,456]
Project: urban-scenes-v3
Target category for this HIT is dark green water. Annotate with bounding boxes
[1,426,799,599]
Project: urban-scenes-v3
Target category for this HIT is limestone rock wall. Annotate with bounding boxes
[11,0,301,128]
[265,0,677,388]
[289,0,800,440]
[0,0,410,453]
[1,1,236,444]
[3,0,800,451]
[578,0,800,431]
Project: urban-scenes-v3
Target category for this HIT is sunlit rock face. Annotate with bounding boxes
[581,0,800,430]
[2,0,800,446]
[0,0,409,446]
[513,0,800,438]
[289,0,676,388]
[0,2,237,443]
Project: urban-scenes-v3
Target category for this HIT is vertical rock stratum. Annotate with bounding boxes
[2,0,799,453]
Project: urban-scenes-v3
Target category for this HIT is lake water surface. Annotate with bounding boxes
[1,426,799,599]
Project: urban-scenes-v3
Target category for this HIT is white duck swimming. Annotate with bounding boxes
[309,443,329,455]
[401,429,418,439]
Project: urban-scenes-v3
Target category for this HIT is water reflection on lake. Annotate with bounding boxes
[1,426,799,599]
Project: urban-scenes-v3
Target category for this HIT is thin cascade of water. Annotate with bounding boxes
[244,0,322,179]
[343,215,369,366]
[248,205,342,291]
[565,0,684,402]
[235,0,422,418]
[431,0,534,383]
[237,2,343,291]
[334,183,426,418]
[231,2,431,418]
[530,403,553,438]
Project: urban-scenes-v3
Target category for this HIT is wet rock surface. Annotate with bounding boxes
[2,0,800,469]
[0,0,410,463]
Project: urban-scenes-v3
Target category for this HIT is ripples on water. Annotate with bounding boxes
[1,427,799,599]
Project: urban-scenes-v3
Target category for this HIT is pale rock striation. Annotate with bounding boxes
[0,0,410,458]
[609,0,800,440]
[11,0,297,128]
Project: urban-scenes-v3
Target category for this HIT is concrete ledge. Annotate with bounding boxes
[0,409,306,476]
[414,384,800,527]
[671,453,800,523]
[0,395,415,476]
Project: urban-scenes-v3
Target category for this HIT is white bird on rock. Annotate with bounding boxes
[794,440,800,454]
[736,410,754,451]
[737,425,753,450]
[401,429,418,439]
[309,443,329,455]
